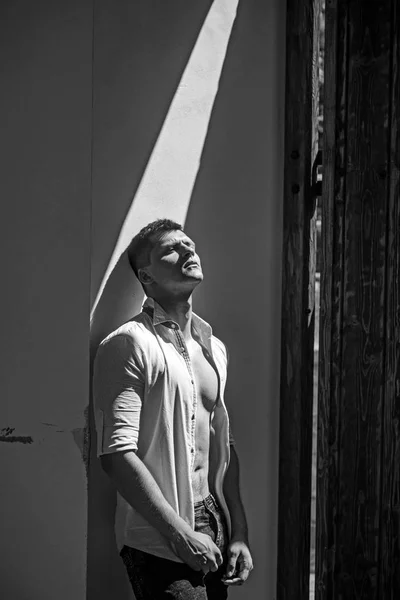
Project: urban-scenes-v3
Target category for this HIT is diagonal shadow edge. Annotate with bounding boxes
[86,2,240,598]
[90,0,215,314]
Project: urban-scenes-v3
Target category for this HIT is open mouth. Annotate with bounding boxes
[183,261,199,269]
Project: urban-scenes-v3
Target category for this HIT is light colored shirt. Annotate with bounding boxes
[93,297,233,561]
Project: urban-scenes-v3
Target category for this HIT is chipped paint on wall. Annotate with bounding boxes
[0,427,33,444]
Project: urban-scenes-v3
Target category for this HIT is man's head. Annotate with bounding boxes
[127,218,203,298]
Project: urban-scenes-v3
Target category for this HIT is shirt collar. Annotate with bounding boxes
[142,297,213,346]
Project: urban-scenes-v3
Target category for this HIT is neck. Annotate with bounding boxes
[152,293,193,340]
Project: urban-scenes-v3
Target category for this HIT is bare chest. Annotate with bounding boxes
[187,341,219,412]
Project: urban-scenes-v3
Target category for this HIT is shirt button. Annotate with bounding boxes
[191,448,194,453]
[191,379,194,384]
[191,414,195,420]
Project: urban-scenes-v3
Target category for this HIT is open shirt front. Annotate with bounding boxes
[93,297,233,561]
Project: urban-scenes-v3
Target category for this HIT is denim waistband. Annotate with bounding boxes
[193,493,218,510]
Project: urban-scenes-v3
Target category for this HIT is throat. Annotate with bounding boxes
[154,296,193,334]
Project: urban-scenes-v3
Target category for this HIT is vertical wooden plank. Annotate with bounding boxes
[277,0,320,598]
[315,2,343,598]
[379,2,400,597]
[339,3,391,598]
[316,1,394,598]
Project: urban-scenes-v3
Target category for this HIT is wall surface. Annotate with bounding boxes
[0,1,93,599]
[0,0,286,598]
[89,1,286,599]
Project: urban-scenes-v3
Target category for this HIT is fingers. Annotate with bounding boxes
[222,566,251,586]
[224,545,254,585]
[216,549,223,567]
[207,547,223,573]
[237,562,252,583]
[222,577,242,586]
[208,561,219,573]
[176,530,223,573]
[198,546,222,574]
[225,548,239,579]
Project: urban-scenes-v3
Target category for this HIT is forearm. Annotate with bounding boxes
[101,450,223,572]
[223,445,249,542]
[101,451,192,544]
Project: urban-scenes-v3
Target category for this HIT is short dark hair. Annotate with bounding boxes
[127,218,183,278]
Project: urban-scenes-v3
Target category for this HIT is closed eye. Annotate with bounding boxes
[162,240,196,255]
[163,245,177,254]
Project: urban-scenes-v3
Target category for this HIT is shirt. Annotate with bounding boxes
[93,297,233,561]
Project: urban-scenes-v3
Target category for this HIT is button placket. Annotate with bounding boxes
[174,330,197,464]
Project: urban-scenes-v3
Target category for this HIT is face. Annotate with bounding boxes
[140,230,203,293]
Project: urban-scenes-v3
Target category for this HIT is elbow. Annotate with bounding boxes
[99,449,138,475]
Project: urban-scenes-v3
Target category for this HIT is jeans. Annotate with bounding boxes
[120,494,229,600]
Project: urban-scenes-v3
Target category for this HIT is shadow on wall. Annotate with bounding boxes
[88,2,217,598]
[90,253,142,351]
[88,252,142,600]
[90,0,214,307]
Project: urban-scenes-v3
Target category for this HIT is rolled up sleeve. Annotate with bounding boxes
[93,333,145,457]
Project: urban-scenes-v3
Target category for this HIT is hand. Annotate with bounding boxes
[222,540,253,586]
[172,530,223,574]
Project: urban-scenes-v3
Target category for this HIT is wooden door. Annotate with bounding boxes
[316,1,400,598]
[277,0,321,598]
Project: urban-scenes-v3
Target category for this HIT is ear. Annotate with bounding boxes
[138,267,154,285]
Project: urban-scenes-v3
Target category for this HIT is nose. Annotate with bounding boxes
[181,243,195,257]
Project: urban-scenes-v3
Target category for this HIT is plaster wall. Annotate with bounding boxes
[89,1,286,599]
[0,0,286,598]
[0,1,93,599]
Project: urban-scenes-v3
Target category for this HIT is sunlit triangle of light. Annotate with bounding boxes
[91,0,239,320]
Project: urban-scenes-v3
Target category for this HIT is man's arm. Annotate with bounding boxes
[222,445,253,585]
[101,451,223,573]
[223,445,249,542]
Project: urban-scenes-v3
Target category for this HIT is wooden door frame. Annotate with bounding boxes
[277,0,320,598]
[315,1,400,598]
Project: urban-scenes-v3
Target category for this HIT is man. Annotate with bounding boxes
[93,218,253,599]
